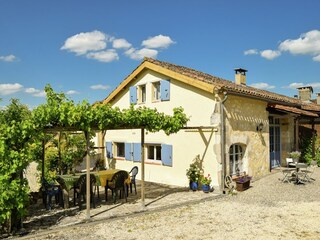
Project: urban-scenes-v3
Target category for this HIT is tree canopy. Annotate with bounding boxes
[32,85,188,134]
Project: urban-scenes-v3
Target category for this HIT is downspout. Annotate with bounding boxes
[219,91,228,193]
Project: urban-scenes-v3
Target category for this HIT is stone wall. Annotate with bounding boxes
[224,95,269,178]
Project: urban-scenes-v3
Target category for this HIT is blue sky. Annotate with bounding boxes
[1,0,320,108]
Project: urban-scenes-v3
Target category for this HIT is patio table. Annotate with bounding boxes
[56,169,130,207]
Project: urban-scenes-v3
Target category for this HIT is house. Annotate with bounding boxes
[95,58,320,190]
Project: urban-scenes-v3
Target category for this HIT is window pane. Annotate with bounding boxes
[148,146,154,160]
[156,146,162,160]
[229,144,244,175]
[116,143,125,157]
[141,85,146,103]
[153,82,160,100]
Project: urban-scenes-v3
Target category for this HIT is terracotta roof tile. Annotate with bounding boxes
[268,104,319,117]
[144,58,320,112]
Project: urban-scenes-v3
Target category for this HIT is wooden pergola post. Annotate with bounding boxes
[85,131,90,220]
[141,127,145,209]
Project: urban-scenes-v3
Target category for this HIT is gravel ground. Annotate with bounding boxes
[18,167,320,240]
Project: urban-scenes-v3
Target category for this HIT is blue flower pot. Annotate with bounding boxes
[190,182,198,191]
[202,184,210,193]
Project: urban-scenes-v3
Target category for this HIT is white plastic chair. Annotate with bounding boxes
[286,158,296,168]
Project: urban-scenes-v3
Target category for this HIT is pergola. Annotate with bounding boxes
[42,127,149,219]
[36,87,188,219]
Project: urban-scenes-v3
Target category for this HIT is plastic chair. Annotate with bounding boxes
[129,166,138,194]
[105,170,128,204]
[41,178,62,210]
[286,158,295,168]
[73,174,96,210]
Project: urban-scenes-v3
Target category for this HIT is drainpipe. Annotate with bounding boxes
[219,91,228,193]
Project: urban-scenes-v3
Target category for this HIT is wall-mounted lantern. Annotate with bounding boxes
[256,122,264,132]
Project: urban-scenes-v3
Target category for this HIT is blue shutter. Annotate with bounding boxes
[160,80,170,101]
[130,86,137,104]
[133,143,141,162]
[125,143,132,161]
[161,144,172,166]
[106,142,113,158]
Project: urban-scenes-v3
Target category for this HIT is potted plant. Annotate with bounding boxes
[235,175,252,192]
[201,174,212,193]
[186,162,200,191]
[289,151,301,163]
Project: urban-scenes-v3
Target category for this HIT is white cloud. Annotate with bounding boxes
[250,82,275,90]
[244,49,258,55]
[284,82,320,91]
[25,87,46,97]
[61,30,107,55]
[0,54,18,62]
[90,84,110,90]
[125,48,158,60]
[312,54,320,62]
[142,35,175,49]
[279,30,320,58]
[25,88,38,94]
[0,83,23,95]
[285,82,305,90]
[308,82,320,90]
[86,49,119,62]
[61,31,174,62]
[66,90,79,95]
[112,38,132,49]
[260,50,281,60]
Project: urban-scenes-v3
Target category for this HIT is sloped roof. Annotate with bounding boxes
[268,104,319,117]
[102,57,320,115]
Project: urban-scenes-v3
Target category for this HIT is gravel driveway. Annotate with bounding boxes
[19,167,320,240]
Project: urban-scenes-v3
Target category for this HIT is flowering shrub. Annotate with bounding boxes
[186,162,200,182]
[201,174,212,185]
[289,151,301,159]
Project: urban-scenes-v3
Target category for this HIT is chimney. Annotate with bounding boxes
[235,68,247,85]
[317,93,320,105]
[297,86,313,102]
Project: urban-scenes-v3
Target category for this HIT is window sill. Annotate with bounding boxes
[145,160,162,165]
[115,157,125,161]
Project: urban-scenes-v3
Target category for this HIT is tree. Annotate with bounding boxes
[0,99,35,232]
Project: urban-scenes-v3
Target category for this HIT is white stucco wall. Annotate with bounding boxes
[102,70,220,187]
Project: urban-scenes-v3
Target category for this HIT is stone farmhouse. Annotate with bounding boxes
[94,58,320,189]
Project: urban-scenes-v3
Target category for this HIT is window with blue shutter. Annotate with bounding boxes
[133,143,141,162]
[161,144,172,166]
[125,143,132,161]
[130,86,137,104]
[160,80,170,101]
[106,142,113,158]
